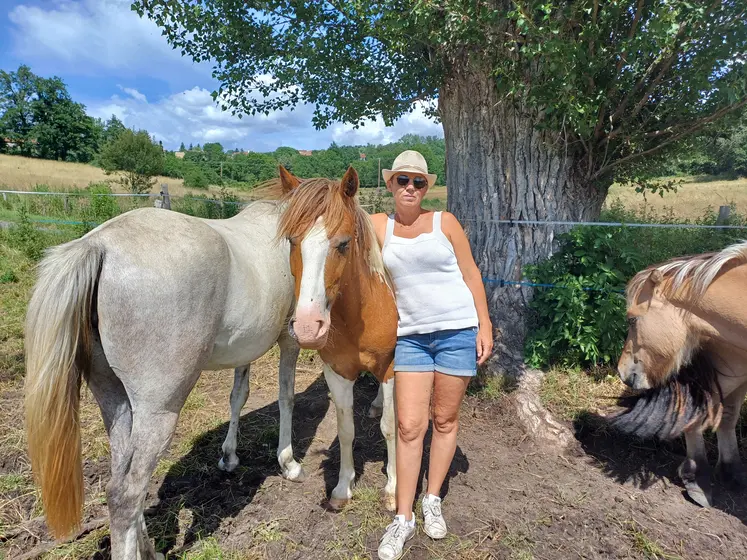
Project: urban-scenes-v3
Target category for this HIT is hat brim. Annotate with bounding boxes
[382,167,437,187]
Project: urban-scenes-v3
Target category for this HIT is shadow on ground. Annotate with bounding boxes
[574,408,747,526]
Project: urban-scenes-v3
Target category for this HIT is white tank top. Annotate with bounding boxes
[382,212,479,336]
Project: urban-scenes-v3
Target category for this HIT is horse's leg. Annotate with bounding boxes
[380,376,397,511]
[715,381,747,488]
[679,428,712,508]
[368,381,384,419]
[106,406,181,560]
[277,332,304,481]
[218,365,251,472]
[324,364,356,510]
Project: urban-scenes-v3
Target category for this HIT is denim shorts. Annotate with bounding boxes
[394,327,478,377]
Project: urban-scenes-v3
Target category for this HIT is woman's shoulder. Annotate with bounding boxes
[439,211,464,230]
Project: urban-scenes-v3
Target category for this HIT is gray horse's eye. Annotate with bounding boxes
[627,316,637,328]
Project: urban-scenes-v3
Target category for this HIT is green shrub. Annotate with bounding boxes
[184,167,209,189]
[86,183,121,223]
[524,200,747,369]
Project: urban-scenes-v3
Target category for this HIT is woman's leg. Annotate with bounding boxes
[426,372,470,497]
[394,370,434,520]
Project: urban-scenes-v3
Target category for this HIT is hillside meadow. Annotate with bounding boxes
[2,155,746,219]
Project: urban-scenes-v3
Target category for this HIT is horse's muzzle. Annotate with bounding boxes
[288,316,329,349]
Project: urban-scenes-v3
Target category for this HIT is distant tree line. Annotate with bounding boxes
[2,64,743,194]
[164,134,446,189]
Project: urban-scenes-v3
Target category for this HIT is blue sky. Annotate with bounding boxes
[0,0,443,152]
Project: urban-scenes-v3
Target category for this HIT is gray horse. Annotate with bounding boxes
[24,200,305,559]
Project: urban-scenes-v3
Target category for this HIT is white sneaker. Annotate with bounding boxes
[421,494,447,539]
[378,514,416,560]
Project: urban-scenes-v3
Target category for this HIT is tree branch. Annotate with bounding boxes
[593,0,646,141]
[591,98,747,180]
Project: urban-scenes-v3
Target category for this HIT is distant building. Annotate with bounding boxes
[297,149,313,156]
[174,151,185,159]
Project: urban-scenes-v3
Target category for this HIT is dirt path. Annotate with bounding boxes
[3,365,747,559]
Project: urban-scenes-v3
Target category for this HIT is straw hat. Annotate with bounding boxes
[382,150,437,187]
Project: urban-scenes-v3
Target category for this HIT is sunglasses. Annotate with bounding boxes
[396,174,428,189]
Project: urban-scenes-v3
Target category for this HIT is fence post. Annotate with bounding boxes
[717,205,731,226]
[2,192,6,203]
[160,184,171,210]
[64,195,70,214]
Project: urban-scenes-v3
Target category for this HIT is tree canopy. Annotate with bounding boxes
[0,65,100,162]
[100,129,165,193]
[134,1,746,184]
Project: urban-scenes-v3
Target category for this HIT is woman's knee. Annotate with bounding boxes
[432,411,459,435]
[398,418,428,444]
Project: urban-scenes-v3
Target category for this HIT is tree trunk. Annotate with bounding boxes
[440,65,609,377]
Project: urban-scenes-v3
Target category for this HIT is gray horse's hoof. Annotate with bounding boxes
[218,454,239,472]
[281,461,307,483]
[679,458,712,508]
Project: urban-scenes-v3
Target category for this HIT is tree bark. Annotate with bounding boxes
[440,65,609,376]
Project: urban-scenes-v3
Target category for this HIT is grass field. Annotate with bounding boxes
[4,154,745,218]
[606,175,747,219]
[0,154,226,199]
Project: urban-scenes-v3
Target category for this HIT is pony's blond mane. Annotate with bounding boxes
[273,177,390,288]
[626,240,747,304]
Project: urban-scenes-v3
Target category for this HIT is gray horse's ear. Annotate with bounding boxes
[278,165,301,193]
[341,166,359,198]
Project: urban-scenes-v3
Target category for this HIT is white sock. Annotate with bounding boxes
[395,513,416,528]
[424,494,441,504]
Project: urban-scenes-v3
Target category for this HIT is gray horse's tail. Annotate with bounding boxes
[24,237,103,539]
[608,351,722,440]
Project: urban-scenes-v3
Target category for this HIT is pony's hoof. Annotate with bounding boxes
[368,405,383,419]
[685,482,712,508]
[218,455,239,472]
[381,493,396,512]
[327,497,350,511]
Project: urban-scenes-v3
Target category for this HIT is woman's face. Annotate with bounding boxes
[388,172,429,210]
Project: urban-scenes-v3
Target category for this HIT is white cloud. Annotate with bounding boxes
[88,87,442,152]
[8,0,208,84]
[119,86,147,103]
[6,0,442,151]
[331,103,443,146]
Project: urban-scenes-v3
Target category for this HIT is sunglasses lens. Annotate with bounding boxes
[413,178,427,189]
[396,175,410,186]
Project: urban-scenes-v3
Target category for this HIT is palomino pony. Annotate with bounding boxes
[616,240,747,507]
[24,201,307,559]
[274,165,399,510]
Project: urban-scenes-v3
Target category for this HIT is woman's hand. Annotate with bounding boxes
[477,325,494,365]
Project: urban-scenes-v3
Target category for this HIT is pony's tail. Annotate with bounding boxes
[24,238,103,539]
[608,352,722,440]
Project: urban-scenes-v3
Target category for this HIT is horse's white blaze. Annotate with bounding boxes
[324,364,356,504]
[295,218,330,344]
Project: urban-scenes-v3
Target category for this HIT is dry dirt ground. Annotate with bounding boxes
[2,349,747,560]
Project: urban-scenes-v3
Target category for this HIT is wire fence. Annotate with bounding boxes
[3,189,745,294]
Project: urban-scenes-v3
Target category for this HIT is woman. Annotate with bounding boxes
[371,150,493,560]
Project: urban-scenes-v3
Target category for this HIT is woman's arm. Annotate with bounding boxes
[442,212,494,365]
[370,212,388,248]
